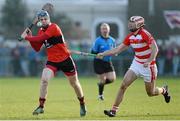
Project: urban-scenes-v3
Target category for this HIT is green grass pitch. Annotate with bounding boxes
[0,76,180,120]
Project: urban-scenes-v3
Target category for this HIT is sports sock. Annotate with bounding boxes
[112,105,119,112]
[155,87,164,95]
[105,79,113,85]
[78,96,85,105]
[161,87,166,94]
[98,82,104,95]
[39,98,46,108]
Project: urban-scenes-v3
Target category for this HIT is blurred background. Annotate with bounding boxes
[0,0,179,77]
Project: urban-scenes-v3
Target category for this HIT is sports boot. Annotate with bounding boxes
[104,110,116,117]
[163,85,171,103]
[80,104,87,117]
[32,106,44,115]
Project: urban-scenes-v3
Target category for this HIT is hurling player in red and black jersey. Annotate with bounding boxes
[21,10,86,117]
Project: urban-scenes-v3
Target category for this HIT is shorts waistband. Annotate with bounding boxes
[135,60,156,65]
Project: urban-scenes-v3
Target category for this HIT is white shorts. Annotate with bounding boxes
[129,59,158,82]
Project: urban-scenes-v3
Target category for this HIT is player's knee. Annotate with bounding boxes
[41,76,49,82]
[70,81,75,87]
[69,79,79,88]
[41,79,48,86]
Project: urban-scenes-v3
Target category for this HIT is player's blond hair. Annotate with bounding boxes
[100,23,110,31]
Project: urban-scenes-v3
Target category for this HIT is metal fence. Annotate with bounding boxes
[0,55,179,77]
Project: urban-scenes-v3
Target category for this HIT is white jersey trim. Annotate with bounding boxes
[135,49,152,56]
[131,43,147,49]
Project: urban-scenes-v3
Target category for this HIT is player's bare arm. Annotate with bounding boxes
[97,43,128,59]
[143,41,159,67]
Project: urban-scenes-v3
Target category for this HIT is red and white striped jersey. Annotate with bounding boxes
[123,28,157,64]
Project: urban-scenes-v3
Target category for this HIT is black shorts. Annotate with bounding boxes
[46,57,76,76]
[93,59,115,74]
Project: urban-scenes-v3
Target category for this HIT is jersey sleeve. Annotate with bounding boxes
[143,30,155,46]
[29,41,43,52]
[123,35,130,46]
[25,34,49,42]
[27,29,44,52]
[91,39,99,53]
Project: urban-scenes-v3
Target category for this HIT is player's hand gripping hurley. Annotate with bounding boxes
[18,3,53,41]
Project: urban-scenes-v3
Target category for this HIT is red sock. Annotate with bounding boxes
[39,98,46,108]
[78,96,85,105]
[112,105,119,112]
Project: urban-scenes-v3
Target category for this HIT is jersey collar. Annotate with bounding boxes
[101,35,109,40]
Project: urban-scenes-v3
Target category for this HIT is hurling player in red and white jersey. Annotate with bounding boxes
[97,16,171,117]
[21,10,86,117]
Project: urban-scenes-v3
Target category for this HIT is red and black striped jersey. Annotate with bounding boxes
[26,23,70,62]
